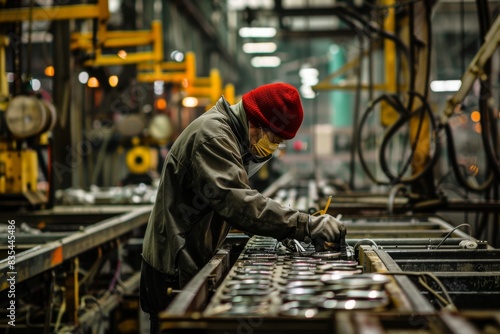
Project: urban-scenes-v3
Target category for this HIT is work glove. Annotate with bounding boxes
[306,214,346,252]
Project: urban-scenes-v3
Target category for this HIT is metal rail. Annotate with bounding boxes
[0,205,151,290]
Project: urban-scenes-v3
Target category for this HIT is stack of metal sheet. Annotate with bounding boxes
[204,236,392,318]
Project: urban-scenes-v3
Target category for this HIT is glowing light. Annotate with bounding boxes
[300,85,316,99]
[304,309,317,318]
[154,80,164,95]
[242,42,277,53]
[344,300,356,310]
[155,98,167,110]
[87,77,99,88]
[239,27,276,38]
[469,164,479,176]
[44,66,55,77]
[170,50,184,62]
[473,122,482,133]
[117,50,127,59]
[78,71,89,84]
[250,56,281,68]
[470,110,481,122]
[30,78,41,91]
[182,97,198,108]
[368,290,379,299]
[299,68,319,77]
[293,140,307,151]
[301,76,319,86]
[299,66,319,99]
[109,75,119,87]
[430,80,462,92]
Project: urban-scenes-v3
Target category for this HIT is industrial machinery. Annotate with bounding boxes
[156,214,499,333]
[0,83,57,209]
[0,205,150,333]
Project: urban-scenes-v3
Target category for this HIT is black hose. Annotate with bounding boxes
[357,94,405,185]
[349,34,364,190]
[379,91,440,184]
[333,5,411,60]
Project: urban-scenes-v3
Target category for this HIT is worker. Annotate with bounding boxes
[140,82,346,332]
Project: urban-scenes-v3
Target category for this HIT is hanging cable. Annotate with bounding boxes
[379,92,440,184]
[352,1,439,188]
[434,223,472,249]
[378,271,456,310]
[349,34,365,190]
[357,91,440,185]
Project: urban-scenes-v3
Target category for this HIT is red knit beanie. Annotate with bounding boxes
[242,82,304,140]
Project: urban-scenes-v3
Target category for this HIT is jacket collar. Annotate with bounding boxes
[215,97,249,147]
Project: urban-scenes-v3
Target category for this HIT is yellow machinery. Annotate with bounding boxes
[0,92,57,207]
[0,0,112,207]
[0,36,57,206]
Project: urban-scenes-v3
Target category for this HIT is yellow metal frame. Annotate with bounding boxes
[0,35,8,111]
[380,0,399,127]
[71,21,163,67]
[185,69,222,105]
[137,51,235,105]
[0,0,109,23]
[136,51,197,84]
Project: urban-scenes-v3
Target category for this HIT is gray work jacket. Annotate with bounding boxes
[142,97,309,286]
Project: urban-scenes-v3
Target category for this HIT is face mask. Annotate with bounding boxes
[251,132,280,157]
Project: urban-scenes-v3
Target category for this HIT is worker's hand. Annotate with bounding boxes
[307,215,346,252]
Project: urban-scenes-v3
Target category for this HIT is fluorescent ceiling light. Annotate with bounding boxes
[228,0,274,10]
[242,42,277,53]
[239,27,277,38]
[251,56,281,67]
[299,68,319,77]
[430,80,461,92]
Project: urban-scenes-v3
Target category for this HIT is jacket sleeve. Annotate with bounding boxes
[190,133,309,241]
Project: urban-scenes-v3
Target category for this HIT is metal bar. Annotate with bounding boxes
[347,238,471,247]
[440,312,484,334]
[0,233,70,244]
[0,0,109,23]
[261,172,294,198]
[346,231,462,238]
[161,248,231,317]
[384,249,500,259]
[65,258,80,326]
[83,52,158,66]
